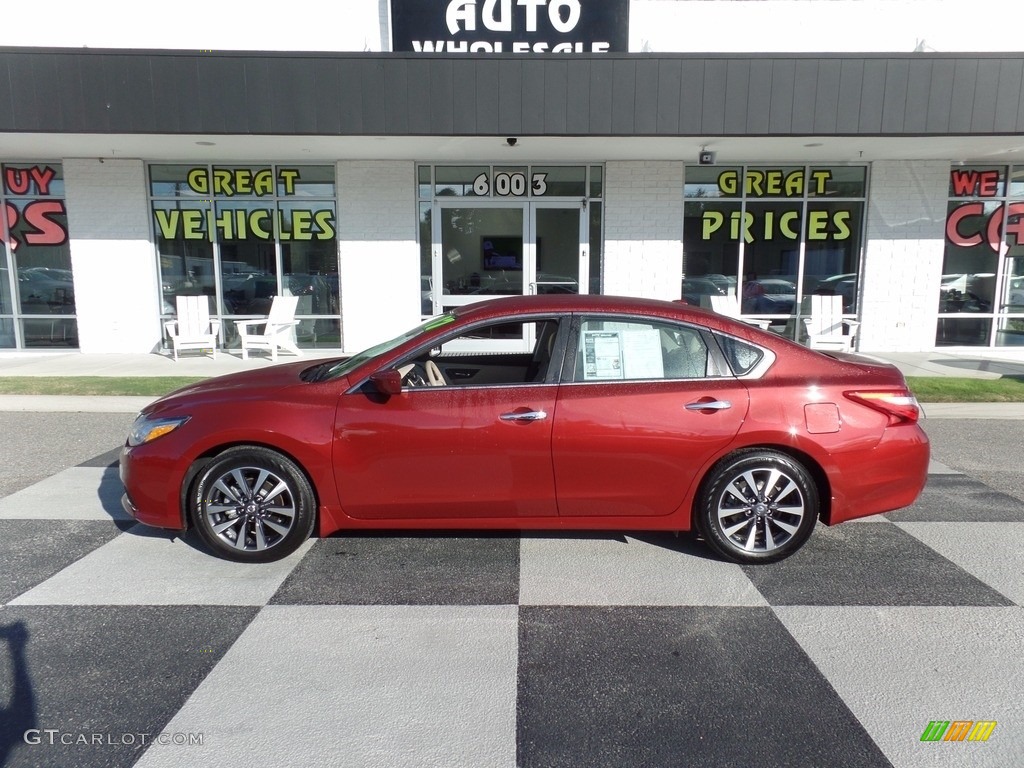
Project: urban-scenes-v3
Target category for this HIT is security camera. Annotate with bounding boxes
[506,137,518,147]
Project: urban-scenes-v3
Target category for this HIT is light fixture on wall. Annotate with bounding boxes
[698,147,716,165]
[506,137,518,147]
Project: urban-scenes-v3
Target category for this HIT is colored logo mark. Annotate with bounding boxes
[920,720,997,742]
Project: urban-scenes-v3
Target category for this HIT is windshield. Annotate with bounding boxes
[322,313,456,380]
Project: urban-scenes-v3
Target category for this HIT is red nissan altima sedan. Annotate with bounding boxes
[120,295,929,564]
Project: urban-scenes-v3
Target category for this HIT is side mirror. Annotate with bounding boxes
[368,369,403,396]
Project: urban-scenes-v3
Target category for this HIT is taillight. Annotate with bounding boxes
[844,389,921,425]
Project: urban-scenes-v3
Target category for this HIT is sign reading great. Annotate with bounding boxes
[391,0,628,53]
[152,166,336,242]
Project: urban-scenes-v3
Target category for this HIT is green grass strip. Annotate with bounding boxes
[0,377,205,397]
[906,376,1024,403]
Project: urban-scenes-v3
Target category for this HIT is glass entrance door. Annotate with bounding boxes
[432,201,586,314]
[431,200,585,351]
[436,203,527,311]
[532,203,584,296]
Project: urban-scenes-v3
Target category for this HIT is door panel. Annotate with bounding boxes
[335,385,558,520]
[552,380,749,516]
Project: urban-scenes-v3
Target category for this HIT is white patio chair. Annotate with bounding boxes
[164,295,221,360]
[707,293,771,330]
[803,294,860,352]
[237,295,303,361]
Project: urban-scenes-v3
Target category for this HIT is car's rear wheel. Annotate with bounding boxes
[697,450,818,564]
[188,446,316,563]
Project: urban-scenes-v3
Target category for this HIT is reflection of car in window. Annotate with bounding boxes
[18,267,76,311]
[939,273,993,313]
[742,279,796,314]
[812,273,858,312]
[681,277,726,305]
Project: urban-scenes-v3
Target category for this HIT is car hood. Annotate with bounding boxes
[143,359,330,416]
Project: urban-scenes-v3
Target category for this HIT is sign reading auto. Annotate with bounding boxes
[391,0,628,53]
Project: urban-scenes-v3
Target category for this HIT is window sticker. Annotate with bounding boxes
[621,329,664,379]
[582,331,623,380]
[581,327,664,381]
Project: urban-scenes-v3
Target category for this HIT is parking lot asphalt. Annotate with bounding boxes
[0,401,1022,767]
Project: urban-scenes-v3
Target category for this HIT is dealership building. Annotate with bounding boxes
[1,0,1023,356]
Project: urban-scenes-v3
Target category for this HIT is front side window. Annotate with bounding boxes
[396,318,562,389]
[574,318,710,382]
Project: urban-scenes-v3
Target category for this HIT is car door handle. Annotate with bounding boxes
[685,400,732,411]
[500,410,548,422]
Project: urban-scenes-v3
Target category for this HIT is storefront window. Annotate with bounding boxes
[683,165,866,334]
[150,164,339,349]
[939,164,1024,346]
[0,163,77,348]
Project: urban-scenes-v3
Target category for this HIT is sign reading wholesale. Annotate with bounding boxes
[391,0,629,53]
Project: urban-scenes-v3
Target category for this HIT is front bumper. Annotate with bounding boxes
[119,445,187,531]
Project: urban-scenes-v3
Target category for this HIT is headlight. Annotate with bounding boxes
[127,414,190,446]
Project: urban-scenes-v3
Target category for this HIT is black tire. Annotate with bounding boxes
[696,450,818,564]
[188,446,316,563]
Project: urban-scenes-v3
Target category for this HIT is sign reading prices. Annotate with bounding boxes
[391,0,629,53]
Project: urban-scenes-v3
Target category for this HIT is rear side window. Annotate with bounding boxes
[574,318,710,381]
[715,334,764,375]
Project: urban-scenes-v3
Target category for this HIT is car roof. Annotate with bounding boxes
[452,294,686,319]
[449,294,758,336]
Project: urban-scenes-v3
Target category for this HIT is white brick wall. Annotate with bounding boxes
[603,161,684,300]
[859,160,948,352]
[337,161,420,353]
[63,159,162,353]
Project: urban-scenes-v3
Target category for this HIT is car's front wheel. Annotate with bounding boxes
[188,446,316,562]
[697,450,818,564]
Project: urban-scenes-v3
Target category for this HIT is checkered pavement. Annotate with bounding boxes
[0,445,1021,767]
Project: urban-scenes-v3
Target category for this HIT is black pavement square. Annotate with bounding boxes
[0,605,258,768]
[744,522,1014,606]
[0,520,128,604]
[517,606,892,768]
[269,533,520,605]
[886,474,1024,522]
[77,447,122,469]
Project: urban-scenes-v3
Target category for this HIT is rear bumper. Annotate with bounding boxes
[826,424,930,524]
